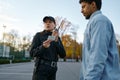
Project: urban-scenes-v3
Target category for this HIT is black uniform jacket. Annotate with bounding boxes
[29,30,66,62]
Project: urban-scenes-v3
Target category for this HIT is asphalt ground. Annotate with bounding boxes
[0,61,81,80]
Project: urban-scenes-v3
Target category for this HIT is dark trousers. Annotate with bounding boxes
[32,64,57,80]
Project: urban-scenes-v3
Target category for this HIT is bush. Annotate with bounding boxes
[12,59,31,63]
[0,58,31,64]
[0,59,10,64]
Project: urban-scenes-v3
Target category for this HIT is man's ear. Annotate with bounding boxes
[91,1,97,10]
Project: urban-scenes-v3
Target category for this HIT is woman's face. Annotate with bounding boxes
[44,19,56,31]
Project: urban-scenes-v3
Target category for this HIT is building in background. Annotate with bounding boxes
[0,45,10,57]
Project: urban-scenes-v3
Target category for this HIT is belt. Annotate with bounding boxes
[40,59,57,67]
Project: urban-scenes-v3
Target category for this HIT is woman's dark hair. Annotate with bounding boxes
[79,0,102,10]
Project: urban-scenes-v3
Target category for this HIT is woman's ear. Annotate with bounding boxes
[54,27,56,29]
[54,24,56,29]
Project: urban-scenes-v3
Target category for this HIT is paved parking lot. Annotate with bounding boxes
[0,62,81,80]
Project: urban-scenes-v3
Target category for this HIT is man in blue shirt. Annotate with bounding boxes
[79,0,120,80]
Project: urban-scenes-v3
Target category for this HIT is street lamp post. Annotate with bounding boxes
[70,24,79,62]
[2,24,6,57]
[72,31,77,61]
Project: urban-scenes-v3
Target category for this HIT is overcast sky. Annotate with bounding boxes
[0,0,120,43]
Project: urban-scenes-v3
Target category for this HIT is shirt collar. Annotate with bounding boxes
[90,10,102,19]
[43,30,52,35]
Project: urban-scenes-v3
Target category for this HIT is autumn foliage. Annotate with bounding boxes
[61,35,82,59]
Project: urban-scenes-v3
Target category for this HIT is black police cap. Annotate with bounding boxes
[43,16,56,24]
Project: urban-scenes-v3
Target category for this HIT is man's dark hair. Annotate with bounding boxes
[79,0,102,10]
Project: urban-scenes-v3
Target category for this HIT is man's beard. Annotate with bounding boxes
[85,15,91,19]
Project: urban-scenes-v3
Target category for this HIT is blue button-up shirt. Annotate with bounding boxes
[80,11,120,80]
